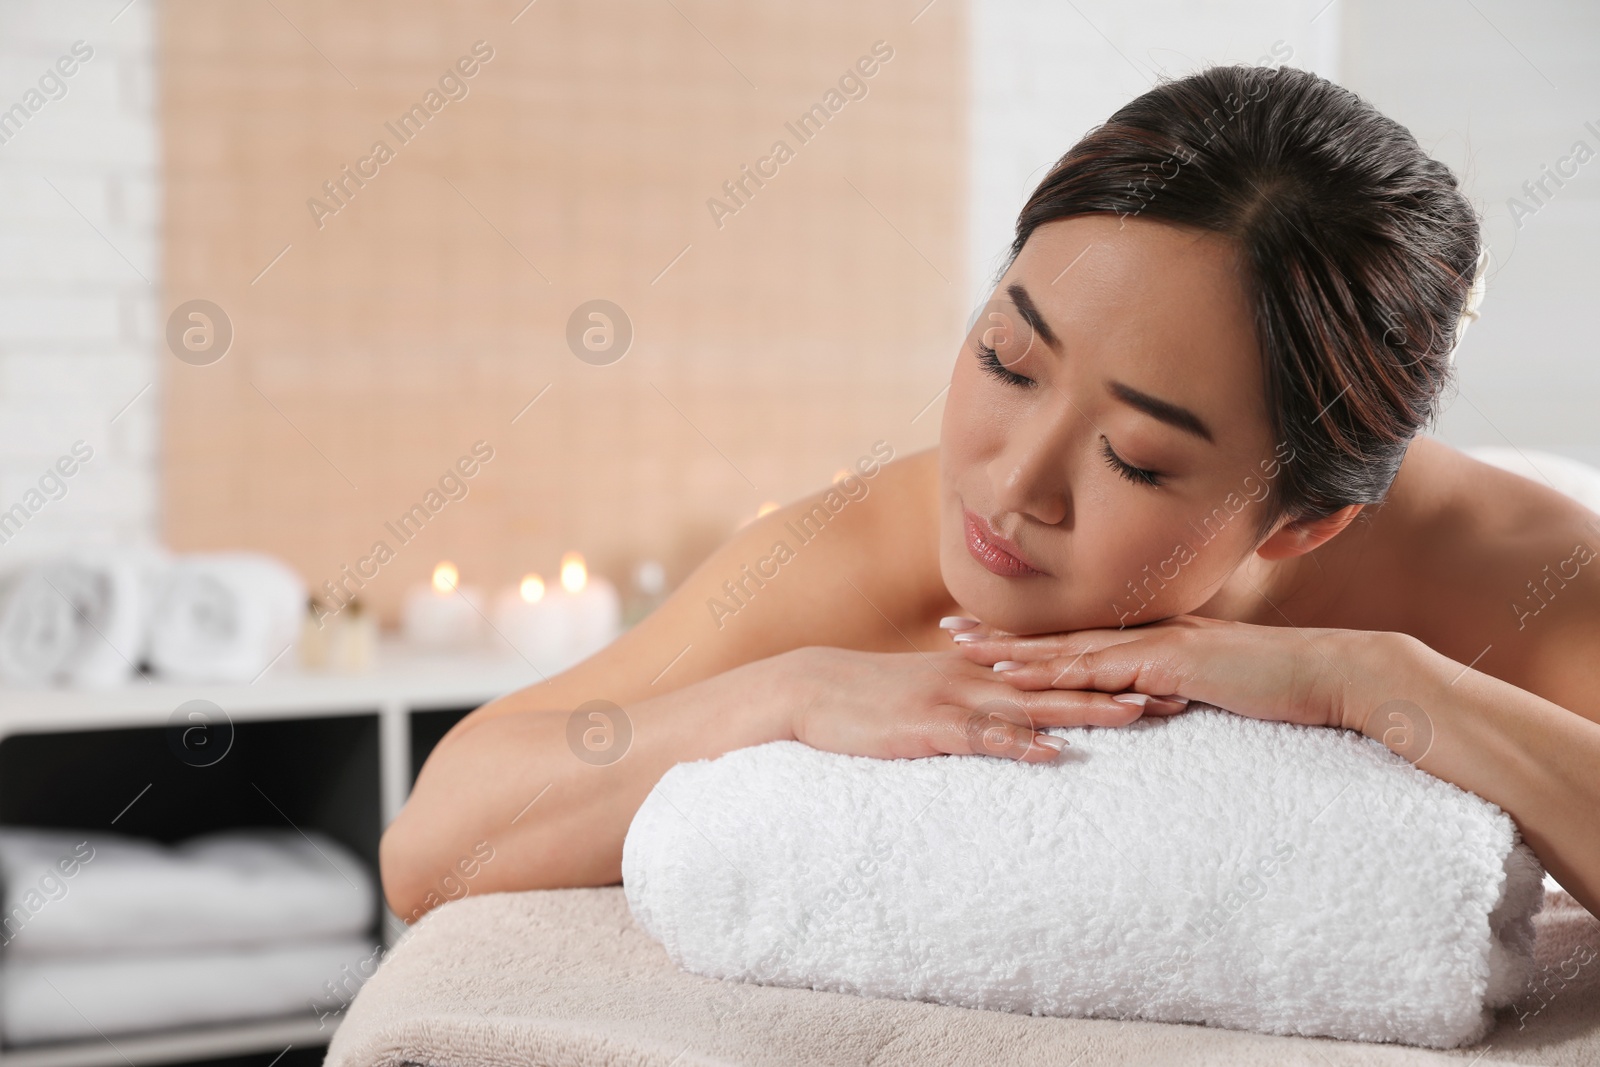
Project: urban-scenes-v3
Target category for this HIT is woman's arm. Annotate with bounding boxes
[382,634,1152,919]
[381,448,948,917]
[379,649,802,919]
[1349,631,1600,920]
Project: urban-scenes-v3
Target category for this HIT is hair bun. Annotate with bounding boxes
[1447,245,1491,366]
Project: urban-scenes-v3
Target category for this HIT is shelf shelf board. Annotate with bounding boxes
[0,642,547,734]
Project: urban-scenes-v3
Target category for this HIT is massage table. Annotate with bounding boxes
[325,883,1599,1067]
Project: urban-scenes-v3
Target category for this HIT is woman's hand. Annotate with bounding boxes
[781,642,1186,763]
[948,613,1372,731]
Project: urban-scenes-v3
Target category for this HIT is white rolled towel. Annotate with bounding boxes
[623,708,1545,1049]
[0,548,170,688]
[147,551,305,683]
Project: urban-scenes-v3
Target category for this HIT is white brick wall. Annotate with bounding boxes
[0,0,158,559]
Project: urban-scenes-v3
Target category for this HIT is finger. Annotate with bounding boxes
[949,623,1011,644]
[922,704,1071,764]
[988,656,1131,690]
[1104,691,1191,715]
[991,648,1188,707]
[955,629,1145,663]
[969,687,1152,729]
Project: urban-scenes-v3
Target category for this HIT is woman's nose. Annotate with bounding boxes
[989,397,1078,527]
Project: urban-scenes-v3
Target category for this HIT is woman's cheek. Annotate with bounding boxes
[1085,511,1211,626]
[941,357,996,454]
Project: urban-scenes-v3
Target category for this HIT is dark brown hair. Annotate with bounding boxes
[1009,64,1483,539]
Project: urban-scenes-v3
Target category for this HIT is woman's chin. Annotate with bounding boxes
[942,564,1100,634]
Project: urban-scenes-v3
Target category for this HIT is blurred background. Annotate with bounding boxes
[5,0,1598,612]
[0,0,1594,1064]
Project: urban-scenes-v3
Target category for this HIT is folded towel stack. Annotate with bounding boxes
[0,826,379,1044]
[0,549,305,687]
[623,708,1546,1050]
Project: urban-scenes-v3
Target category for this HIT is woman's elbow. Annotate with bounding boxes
[379,809,435,924]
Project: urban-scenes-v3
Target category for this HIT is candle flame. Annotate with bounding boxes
[560,551,587,593]
[519,573,546,603]
[431,561,459,593]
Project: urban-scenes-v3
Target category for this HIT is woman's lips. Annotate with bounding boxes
[964,509,1046,578]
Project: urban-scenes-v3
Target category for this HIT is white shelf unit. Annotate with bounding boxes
[0,643,542,1067]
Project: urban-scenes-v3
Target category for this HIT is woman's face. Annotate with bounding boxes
[938,213,1294,634]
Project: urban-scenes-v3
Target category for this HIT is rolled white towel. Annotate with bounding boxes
[147,551,305,683]
[0,548,169,688]
[0,566,78,686]
[0,826,375,956]
[623,708,1545,1050]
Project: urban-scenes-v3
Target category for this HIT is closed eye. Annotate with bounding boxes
[1100,436,1163,487]
[975,341,1033,388]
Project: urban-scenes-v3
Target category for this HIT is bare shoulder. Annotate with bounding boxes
[704,443,951,655]
[466,445,950,723]
[1401,438,1600,721]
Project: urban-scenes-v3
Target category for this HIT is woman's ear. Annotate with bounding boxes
[1254,503,1364,561]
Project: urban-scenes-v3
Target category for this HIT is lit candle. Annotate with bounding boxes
[401,561,485,648]
[491,553,621,672]
[558,552,621,664]
[492,571,566,673]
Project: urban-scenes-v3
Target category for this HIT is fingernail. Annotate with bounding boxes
[1033,734,1068,753]
[993,660,1024,672]
[952,632,981,643]
[1112,693,1149,706]
[939,616,980,630]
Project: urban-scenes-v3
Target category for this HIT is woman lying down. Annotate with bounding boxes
[382,64,1600,925]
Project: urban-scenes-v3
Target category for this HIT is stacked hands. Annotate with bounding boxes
[784,615,1429,763]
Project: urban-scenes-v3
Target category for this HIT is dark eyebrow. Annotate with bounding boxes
[1107,380,1215,444]
[1006,283,1059,350]
[1008,279,1214,444]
